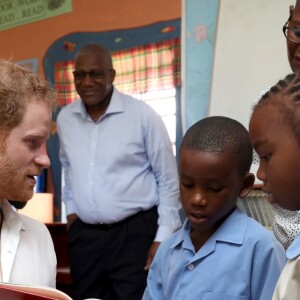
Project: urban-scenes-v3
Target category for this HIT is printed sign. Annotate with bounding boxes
[0,0,72,31]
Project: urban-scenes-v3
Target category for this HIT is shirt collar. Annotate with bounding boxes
[0,200,25,231]
[170,207,246,250]
[71,87,125,120]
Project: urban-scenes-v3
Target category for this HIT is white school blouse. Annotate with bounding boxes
[272,232,300,300]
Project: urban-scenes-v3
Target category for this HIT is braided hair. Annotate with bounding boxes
[252,72,300,143]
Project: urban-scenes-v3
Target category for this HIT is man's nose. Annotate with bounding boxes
[34,145,51,169]
[81,73,95,85]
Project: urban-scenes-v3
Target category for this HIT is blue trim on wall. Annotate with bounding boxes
[183,0,219,129]
[47,108,62,222]
[43,19,181,84]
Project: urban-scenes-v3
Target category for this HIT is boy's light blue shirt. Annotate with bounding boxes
[143,207,286,300]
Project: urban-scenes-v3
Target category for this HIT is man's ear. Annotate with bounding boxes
[109,68,116,83]
[239,173,255,199]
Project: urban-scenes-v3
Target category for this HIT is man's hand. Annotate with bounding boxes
[67,213,79,230]
[144,241,161,271]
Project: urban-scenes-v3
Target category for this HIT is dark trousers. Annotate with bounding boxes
[67,207,158,300]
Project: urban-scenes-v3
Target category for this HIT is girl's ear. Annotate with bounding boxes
[239,173,255,199]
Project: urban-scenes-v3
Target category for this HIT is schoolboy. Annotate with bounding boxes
[143,116,286,300]
[249,72,300,300]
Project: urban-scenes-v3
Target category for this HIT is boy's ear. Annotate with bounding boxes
[239,173,255,198]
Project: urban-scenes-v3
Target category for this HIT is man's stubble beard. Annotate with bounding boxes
[0,153,35,201]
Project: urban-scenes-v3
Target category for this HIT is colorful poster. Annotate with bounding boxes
[0,0,72,31]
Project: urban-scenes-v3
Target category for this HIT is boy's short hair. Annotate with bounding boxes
[180,116,253,176]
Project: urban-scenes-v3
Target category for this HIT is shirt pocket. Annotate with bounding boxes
[201,291,248,300]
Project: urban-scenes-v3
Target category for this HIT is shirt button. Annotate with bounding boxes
[188,264,194,270]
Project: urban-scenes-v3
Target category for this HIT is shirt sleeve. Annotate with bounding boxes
[250,236,286,300]
[57,116,77,216]
[142,106,182,242]
[272,258,300,300]
[142,244,165,300]
[44,226,58,288]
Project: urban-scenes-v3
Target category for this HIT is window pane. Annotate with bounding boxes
[131,88,176,155]
[162,115,176,142]
[145,98,175,116]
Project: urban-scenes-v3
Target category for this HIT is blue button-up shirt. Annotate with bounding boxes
[57,88,182,241]
[143,207,286,300]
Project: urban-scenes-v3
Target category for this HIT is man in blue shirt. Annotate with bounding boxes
[143,116,286,300]
[57,44,182,300]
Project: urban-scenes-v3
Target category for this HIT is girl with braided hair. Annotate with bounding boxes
[250,71,300,300]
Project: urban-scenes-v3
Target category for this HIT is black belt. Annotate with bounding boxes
[90,206,157,230]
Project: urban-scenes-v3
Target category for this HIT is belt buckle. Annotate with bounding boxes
[99,222,113,228]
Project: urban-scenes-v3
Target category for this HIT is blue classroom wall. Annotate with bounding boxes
[182,0,219,130]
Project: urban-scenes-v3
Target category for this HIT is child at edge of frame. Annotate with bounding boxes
[249,71,300,300]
